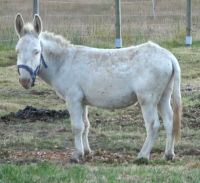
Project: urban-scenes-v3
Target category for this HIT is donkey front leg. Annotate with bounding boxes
[68,100,85,162]
[82,105,92,155]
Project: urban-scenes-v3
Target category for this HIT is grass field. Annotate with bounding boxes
[0,41,200,182]
[0,0,200,182]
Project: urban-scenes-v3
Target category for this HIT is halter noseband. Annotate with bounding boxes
[17,54,48,87]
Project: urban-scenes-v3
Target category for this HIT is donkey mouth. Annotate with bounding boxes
[19,78,32,89]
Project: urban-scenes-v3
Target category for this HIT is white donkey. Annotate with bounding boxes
[15,14,182,162]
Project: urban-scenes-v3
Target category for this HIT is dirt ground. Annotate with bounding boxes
[0,95,199,164]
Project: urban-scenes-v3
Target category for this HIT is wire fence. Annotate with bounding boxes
[0,0,200,47]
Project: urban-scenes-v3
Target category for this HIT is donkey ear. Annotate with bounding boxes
[15,13,24,37]
[33,14,42,35]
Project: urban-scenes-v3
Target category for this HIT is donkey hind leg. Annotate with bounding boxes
[69,101,85,162]
[137,103,160,160]
[82,105,92,155]
[158,91,175,160]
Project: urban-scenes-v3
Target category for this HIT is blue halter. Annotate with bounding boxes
[17,54,48,87]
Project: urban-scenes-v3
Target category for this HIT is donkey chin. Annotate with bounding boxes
[19,78,32,89]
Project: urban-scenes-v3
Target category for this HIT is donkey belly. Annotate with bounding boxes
[84,91,137,108]
[82,82,138,108]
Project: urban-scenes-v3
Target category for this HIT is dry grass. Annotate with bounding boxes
[0,0,200,47]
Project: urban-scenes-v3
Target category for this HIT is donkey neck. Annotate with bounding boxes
[38,33,74,86]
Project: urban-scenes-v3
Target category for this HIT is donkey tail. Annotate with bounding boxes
[171,56,182,142]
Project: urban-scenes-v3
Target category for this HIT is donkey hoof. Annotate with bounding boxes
[164,154,175,161]
[70,157,80,163]
[70,152,84,163]
[85,149,93,156]
[134,157,149,165]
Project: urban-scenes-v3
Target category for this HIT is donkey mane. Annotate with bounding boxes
[23,23,36,35]
[40,31,71,48]
[39,31,72,61]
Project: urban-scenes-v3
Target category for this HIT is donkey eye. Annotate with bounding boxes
[33,50,39,55]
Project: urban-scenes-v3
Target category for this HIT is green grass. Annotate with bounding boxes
[1,162,78,182]
[0,45,16,67]
[0,162,199,183]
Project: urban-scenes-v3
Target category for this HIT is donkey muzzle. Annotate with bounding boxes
[19,78,31,89]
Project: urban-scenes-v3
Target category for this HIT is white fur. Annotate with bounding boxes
[15,15,182,162]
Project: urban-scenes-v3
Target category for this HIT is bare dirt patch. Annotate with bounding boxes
[0,106,70,123]
[2,148,198,165]
[0,149,141,164]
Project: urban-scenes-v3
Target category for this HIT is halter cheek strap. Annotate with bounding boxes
[17,54,48,87]
[40,54,48,68]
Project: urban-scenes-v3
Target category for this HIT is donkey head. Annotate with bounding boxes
[15,13,43,89]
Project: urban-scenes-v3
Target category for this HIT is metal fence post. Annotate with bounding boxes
[152,0,156,18]
[33,0,39,16]
[186,0,192,46]
[115,0,122,48]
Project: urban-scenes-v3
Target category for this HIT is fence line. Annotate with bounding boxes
[0,0,200,47]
